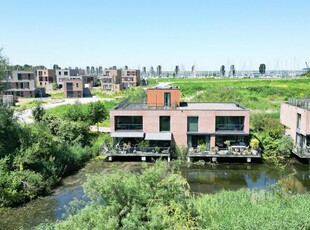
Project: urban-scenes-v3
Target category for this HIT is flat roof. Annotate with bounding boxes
[114,102,247,111]
[183,102,245,110]
[148,85,179,90]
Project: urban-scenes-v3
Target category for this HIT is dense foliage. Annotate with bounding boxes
[0,48,9,92]
[0,103,107,207]
[37,162,310,229]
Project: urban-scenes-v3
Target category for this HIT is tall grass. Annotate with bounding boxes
[148,78,310,111]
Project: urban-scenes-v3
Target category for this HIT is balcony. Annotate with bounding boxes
[188,145,261,157]
[294,146,310,158]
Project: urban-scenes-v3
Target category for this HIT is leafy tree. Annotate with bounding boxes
[220,65,225,77]
[259,64,266,75]
[53,64,60,70]
[277,135,294,157]
[55,120,89,146]
[23,64,33,71]
[87,101,107,131]
[0,48,9,92]
[0,104,21,157]
[126,87,146,102]
[52,82,58,90]
[64,102,87,122]
[32,103,45,122]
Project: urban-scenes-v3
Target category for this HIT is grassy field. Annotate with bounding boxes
[148,78,310,113]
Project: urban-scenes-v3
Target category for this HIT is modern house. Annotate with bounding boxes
[56,69,85,88]
[101,69,122,92]
[280,98,310,157]
[108,86,254,161]
[122,69,140,89]
[3,70,36,98]
[36,69,56,88]
[63,79,83,98]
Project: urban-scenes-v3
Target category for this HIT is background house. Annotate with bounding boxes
[281,99,310,156]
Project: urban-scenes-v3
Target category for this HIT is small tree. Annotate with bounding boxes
[220,65,225,77]
[0,48,9,92]
[32,103,45,122]
[277,135,294,157]
[259,64,266,75]
[87,101,107,131]
[52,82,58,90]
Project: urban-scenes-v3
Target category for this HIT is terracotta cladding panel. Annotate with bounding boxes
[147,89,180,107]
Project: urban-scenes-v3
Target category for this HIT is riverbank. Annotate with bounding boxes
[1,158,310,229]
[36,161,310,230]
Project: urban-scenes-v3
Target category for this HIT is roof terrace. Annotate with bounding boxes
[286,98,310,110]
[114,99,247,111]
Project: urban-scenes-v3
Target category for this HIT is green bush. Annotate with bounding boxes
[36,162,310,229]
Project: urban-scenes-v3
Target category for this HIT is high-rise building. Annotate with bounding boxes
[157,65,162,77]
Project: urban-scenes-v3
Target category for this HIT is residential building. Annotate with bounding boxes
[55,69,85,88]
[280,99,310,156]
[63,79,83,98]
[3,70,36,98]
[101,69,122,92]
[122,69,140,89]
[110,86,250,152]
[36,69,56,87]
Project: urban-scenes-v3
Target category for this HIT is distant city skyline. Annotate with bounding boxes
[0,0,309,70]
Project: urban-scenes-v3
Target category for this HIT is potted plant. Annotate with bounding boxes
[154,146,160,153]
[198,143,206,154]
[138,140,150,152]
[224,140,231,148]
[212,146,219,154]
[250,138,259,155]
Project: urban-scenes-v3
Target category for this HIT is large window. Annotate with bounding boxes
[297,113,301,130]
[187,117,198,132]
[66,82,73,91]
[18,74,22,80]
[160,116,170,132]
[188,135,210,150]
[115,116,143,130]
[216,116,244,131]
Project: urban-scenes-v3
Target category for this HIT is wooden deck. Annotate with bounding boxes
[187,153,261,163]
[102,153,171,162]
[292,150,310,159]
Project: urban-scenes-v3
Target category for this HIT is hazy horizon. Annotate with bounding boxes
[1,0,309,71]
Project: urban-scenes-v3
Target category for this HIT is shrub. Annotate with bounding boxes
[250,138,259,149]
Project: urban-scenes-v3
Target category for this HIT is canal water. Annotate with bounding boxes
[1,159,310,230]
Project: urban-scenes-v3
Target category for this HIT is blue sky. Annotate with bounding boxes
[0,0,309,71]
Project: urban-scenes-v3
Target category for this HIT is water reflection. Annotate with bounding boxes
[181,163,310,194]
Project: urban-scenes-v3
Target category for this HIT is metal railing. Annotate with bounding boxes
[287,98,310,110]
[100,146,170,155]
[115,123,143,130]
[216,124,244,131]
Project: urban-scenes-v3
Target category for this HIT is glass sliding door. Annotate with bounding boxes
[164,92,171,107]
